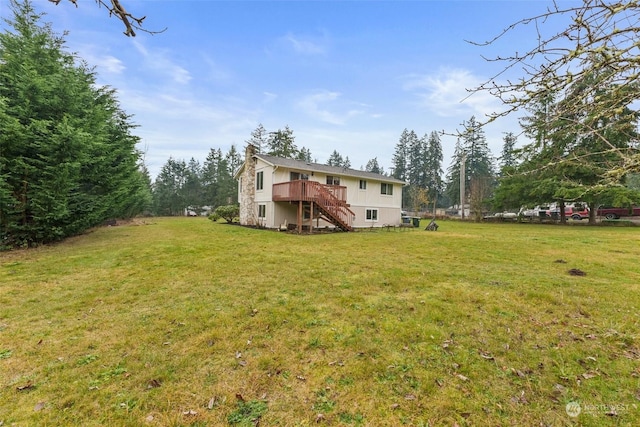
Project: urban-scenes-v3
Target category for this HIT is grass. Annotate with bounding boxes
[1,217,639,426]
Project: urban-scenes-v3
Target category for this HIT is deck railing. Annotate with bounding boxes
[272,180,347,203]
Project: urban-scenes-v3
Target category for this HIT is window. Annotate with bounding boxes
[326,176,340,186]
[290,172,309,181]
[359,180,367,190]
[256,171,264,190]
[381,183,393,195]
[258,204,266,218]
[366,209,378,221]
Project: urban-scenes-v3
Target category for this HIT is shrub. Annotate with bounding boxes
[212,205,239,224]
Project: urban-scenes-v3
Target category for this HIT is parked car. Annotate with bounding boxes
[519,205,551,218]
[596,206,640,220]
[520,203,589,220]
[552,204,589,220]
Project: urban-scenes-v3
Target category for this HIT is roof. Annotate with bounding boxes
[238,153,406,185]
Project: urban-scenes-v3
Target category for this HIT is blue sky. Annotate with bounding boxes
[4,0,576,179]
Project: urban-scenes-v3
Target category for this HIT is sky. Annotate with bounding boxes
[2,0,578,179]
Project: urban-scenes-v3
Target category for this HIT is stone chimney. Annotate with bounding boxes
[239,144,257,226]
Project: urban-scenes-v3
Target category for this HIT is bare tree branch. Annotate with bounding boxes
[48,0,167,36]
[469,0,640,177]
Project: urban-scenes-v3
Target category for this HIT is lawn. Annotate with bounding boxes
[1,218,639,426]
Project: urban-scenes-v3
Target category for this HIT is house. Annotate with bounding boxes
[235,145,406,232]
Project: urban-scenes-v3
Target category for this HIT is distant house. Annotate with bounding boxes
[235,145,406,232]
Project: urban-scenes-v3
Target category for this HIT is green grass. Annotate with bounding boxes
[1,217,639,426]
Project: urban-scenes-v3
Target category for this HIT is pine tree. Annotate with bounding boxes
[391,129,410,182]
[297,147,313,162]
[152,157,187,216]
[183,158,203,213]
[445,117,495,217]
[202,148,223,207]
[424,131,444,208]
[245,123,268,153]
[266,126,299,159]
[326,150,345,167]
[445,140,465,208]
[499,132,518,170]
[463,116,495,180]
[225,144,242,175]
[406,130,423,187]
[365,158,383,174]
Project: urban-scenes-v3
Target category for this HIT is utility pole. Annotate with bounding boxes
[460,154,466,220]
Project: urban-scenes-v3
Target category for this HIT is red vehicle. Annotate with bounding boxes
[547,204,590,220]
[567,206,590,220]
[596,206,640,220]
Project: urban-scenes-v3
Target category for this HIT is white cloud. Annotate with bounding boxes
[402,68,499,118]
[284,32,327,55]
[133,40,192,85]
[84,54,125,74]
[262,92,278,103]
[297,90,364,125]
[98,55,125,74]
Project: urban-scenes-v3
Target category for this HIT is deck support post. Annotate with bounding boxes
[297,200,302,234]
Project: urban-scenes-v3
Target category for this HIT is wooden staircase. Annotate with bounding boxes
[272,181,355,231]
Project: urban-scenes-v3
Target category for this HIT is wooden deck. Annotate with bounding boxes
[272,181,354,232]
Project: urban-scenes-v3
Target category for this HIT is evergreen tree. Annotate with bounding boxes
[445,140,465,208]
[326,150,345,167]
[499,132,518,170]
[245,123,268,153]
[445,117,494,213]
[365,158,383,174]
[424,131,444,208]
[297,146,313,162]
[463,116,495,180]
[152,157,187,216]
[183,158,203,212]
[391,129,410,182]
[406,130,423,187]
[225,144,242,175]
[0,0,147,247]
[202,148,223,207]
[392,129,412,207]
[266,126,299,159]
[219,146,239,205]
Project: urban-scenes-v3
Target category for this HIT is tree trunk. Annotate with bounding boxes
[588,202,597,225]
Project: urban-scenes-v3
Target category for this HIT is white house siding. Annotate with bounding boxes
[346,177,403,228]
[236,150,405,230]
[254,159,276,228]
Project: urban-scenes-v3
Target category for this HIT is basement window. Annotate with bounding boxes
[366,209,378,221]
[258,204,266,218]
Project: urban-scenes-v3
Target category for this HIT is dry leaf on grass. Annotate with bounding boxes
[455,373,469,382]
[16,382,34,392]
[581,371,599,380]
[147,379,162,389]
